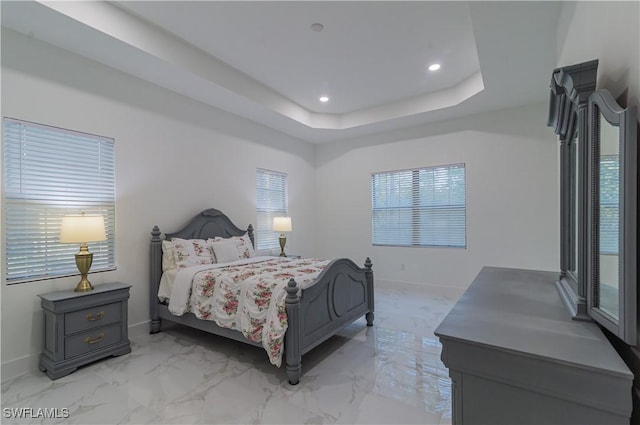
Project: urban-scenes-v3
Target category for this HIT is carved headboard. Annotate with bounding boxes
[163,208,254,245]
[150,208,254,307]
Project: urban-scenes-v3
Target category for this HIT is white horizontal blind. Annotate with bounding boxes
[3,118,116,283]
[599,155,619,255]
[256,168,287,250]
[372,164,466,247]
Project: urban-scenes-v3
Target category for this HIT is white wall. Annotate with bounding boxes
[315,102,560,288]
[557,1,640,118]
[0,29,317,379]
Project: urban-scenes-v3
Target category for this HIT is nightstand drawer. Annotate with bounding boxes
[65,323,122,359]
[65,302,121,335]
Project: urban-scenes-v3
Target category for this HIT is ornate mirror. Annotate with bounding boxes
[547,60,598,321]
[587,89,637,344]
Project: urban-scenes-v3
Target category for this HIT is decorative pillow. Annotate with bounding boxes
[212,234,255,259]
[172,238,215,269]
[236,234,256,259]
[162,240,177,272]
[210,239,241,263]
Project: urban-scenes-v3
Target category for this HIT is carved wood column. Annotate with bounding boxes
[547,59,598,321]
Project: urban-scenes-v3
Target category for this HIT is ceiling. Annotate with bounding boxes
[1,1,563,143]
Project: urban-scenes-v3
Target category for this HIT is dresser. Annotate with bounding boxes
[39,282,132,379]
[434,267,632,425]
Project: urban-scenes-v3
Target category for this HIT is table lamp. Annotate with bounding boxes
[272,216,292,257]
[59,213,106,292]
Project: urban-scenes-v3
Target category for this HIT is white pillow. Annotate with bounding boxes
[162,240,177,272]
[172,238,215,269]
[236,234,256,259]
[210,239,241,263]
[212,234,255,259]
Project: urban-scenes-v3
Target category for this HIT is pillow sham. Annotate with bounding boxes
[236,234,256,259]
[210,239,241,263]
[162,240,177,272]
[212,234,255,259]
[172,238,215,269]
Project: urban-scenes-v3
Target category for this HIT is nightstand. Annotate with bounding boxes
[38,282,132,380]
[286,254,302,259]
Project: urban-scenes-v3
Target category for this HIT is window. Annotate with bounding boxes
[3,118,116,283]
[371,164,466,247]
[599,155,619,255]
[256,168,287,250]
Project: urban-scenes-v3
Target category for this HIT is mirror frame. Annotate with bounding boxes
[587,89,637,344]
[547,60,598,321]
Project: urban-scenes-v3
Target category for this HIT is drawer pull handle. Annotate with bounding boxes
[86,311,104,321]
[84,333,105,345]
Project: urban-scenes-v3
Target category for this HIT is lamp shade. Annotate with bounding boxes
[272,216,292,232]
[60,214,106,243]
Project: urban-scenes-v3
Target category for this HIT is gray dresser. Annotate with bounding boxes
[39,282,132,379]
[435,267,633,425]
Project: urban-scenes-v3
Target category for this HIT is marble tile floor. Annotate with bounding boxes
[1,282,463,425]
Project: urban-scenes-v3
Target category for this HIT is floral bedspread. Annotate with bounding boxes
[178,257,328,366]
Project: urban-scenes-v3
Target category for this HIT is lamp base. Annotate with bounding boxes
[74,276,94,292]
[74,246,94,292]
[279,234,287,257]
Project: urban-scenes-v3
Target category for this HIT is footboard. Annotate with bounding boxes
[284,258,374,384]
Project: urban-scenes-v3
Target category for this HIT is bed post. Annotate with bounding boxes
[247,224,255,248]
[285,278,301,385]
[150,225,162,334]
[364,257,375,326]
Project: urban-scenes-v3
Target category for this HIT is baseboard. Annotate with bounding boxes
[128,320,149,339]
[1,353,40,383]
[1,321,150,383]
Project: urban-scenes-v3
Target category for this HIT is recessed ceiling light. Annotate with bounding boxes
[428,63,441,72]
[311,23,324,32]
[319,96,329,103]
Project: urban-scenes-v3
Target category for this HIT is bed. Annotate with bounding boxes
[149,208,374,384]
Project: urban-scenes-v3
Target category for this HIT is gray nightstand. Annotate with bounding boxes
[38,282,132,380]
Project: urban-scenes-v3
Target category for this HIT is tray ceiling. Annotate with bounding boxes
[1,1,563,143]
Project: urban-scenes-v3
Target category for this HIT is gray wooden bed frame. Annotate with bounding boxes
[150,208,374,384]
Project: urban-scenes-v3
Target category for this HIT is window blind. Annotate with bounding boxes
[599,155,619,255]
[372,164,466,248]
[256,168,288,250]
[3,118,116,283]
